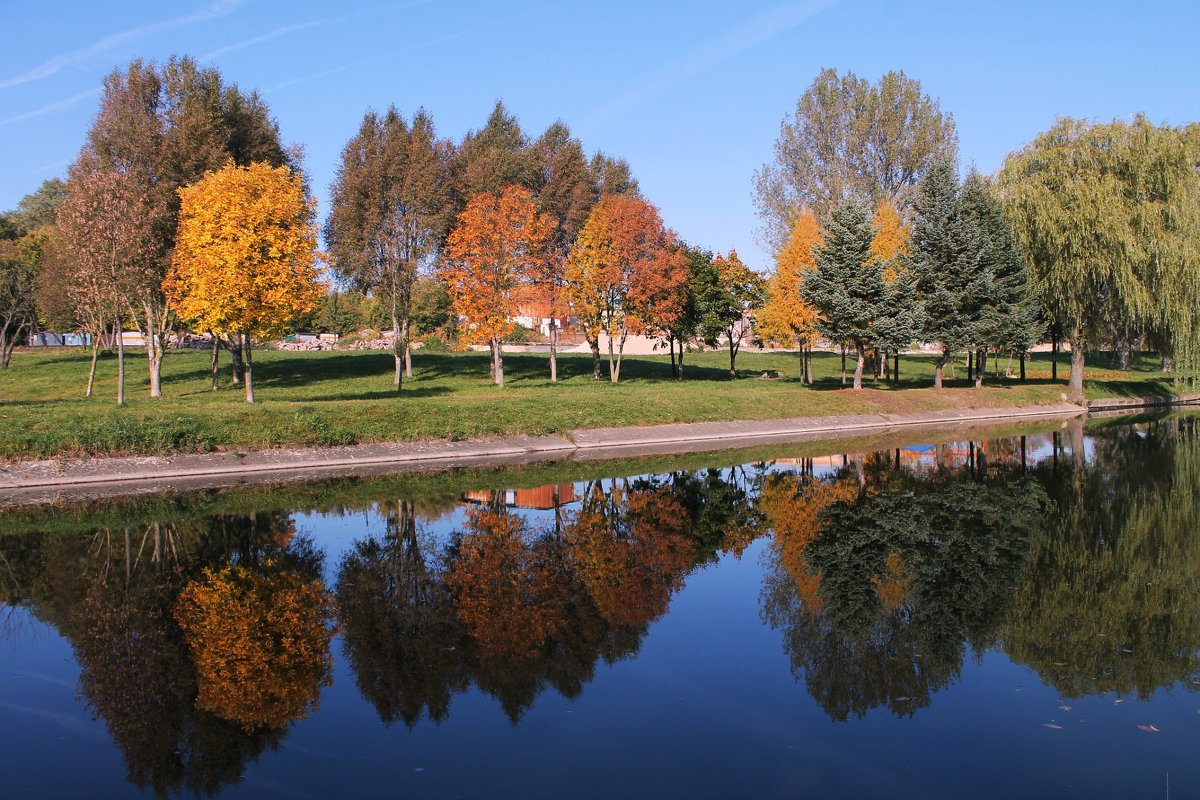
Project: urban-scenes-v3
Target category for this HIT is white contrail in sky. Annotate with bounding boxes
[199,19,327,62]
[0,0,245,90]
[0,88,100,127]
[587,0,841,128]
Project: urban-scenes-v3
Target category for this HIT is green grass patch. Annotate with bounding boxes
[0,345,1180,460]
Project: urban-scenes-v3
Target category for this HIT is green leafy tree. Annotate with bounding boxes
[1000,116,1200,396]
[755,68,957,254]
[696,251,766,377]
[327,107,453,390]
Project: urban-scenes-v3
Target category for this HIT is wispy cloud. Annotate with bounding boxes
[0,0,245,90]
[0,87,100,127]
[25,158,72,177]
[587,0,841,127]
[199,19,327,62]
[268,59,373,93]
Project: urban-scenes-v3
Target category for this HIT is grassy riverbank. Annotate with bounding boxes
[0,346,1179,460]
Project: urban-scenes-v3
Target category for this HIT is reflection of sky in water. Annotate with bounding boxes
[0,420,1194,799]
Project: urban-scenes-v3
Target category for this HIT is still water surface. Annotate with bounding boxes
[1,417,1198,799]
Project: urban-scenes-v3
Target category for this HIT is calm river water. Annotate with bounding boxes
[1,416,1197,799]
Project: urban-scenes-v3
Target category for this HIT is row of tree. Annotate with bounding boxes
[3,60,1198,403]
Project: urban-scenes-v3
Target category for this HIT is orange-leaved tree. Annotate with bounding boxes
[757,210,822,383]
[441,185,553,388]
[566,194,678,382]
[174,562,337,732]
[166,162,322,403]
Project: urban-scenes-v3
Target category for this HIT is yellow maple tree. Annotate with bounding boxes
[757,210,822,382]
[165,161,323,402]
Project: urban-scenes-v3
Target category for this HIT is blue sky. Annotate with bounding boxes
[1,0,1197,270]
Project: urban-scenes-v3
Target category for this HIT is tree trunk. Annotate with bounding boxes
[728,335,737,378]
[967,350,974,383]
[668,334,676,377]
[883,350,890,382]
[975,349,986,388]
[143,303,163,399]
[1051,326,1058,381]
[115,314,125,407]
[493,335,505,388]
[805,347,813,385]
[403,320,413,379]
[225,335,245,385]
[1020,350,1026,382]
[612,330,628,383]
[893,353,899,385]
[1117,334,1132,371]
[85,335,99,397]
[677,338,686,380]
[1068,330,1085,401]
[589,333,602,380]
[549,319,558,383]
[1162,354,1175,373]
[243,332,255,403]
[853,342,865,390]
[934,347,949,389]
[210,333,220,391]
[392,313,404,391]
[840,344,847,386]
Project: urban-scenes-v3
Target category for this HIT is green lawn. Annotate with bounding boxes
[0,345,1180,460]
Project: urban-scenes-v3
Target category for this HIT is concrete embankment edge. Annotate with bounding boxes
[0,402,1089,505]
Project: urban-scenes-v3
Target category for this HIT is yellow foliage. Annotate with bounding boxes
[758,210,821,348]
[166,162,323,337]
[870,200,910,283]
[175,562,336,731]
[760,474,860,610]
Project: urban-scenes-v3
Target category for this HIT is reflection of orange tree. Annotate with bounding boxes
[758,473,860,610]
[565,483,696,628]
[444,507,567,663]
[175,562,336,731]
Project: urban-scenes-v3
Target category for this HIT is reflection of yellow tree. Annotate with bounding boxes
[759,474,860,610]
[445,508,567,663]
[566,484,695,628]
[175,563,336,731]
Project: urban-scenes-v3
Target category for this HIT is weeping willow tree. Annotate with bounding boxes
[999,116,1200,398]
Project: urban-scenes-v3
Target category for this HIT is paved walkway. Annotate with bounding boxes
[0,402,1091,506]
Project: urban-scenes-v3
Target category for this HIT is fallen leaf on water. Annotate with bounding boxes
[1114,698,1124,705]
[1058,705,1072,712]
[1043,723,1063,730]
[1136,725,1159,733]
[895,696,910,702]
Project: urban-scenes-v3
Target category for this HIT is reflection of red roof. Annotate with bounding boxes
[461,484,576,511]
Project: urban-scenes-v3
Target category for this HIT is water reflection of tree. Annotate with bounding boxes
[336,471,759,725]
[22,513,332,798]
[761,458,1046,720]
[1005,419,1200,698]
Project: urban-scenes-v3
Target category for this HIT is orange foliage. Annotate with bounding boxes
[758,210,821,348]
[565,484,696,627]
[441,186,554,349]
[174,562,336,731]
[445,507,566,662]
[166,162,322,338]
[873,551,911,610]
[566,194,681,343]
[759,475,860,610]
[870,200,910,283]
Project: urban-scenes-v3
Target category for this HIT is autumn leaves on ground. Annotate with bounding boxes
[0,345,1170,461]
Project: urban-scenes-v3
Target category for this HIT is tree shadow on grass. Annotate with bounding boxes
[308,387,454,402]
